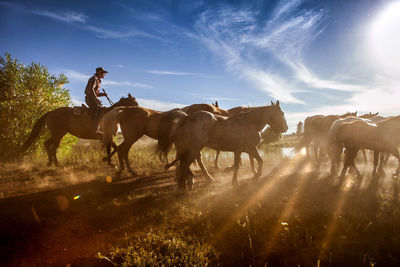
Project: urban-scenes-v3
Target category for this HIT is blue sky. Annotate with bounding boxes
[1,0,400,132]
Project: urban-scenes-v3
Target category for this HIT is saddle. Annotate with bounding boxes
[72,104,90,116]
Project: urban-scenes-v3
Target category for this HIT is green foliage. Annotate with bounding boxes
[109,229,217,266]
[0,53,74,161]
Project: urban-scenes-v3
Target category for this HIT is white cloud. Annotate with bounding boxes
[192,3,327,104]
[136,98,185,111]
[146,70,201,76]
[32,10,87,23]
[64,70,90,83]
[63,69,152,89]
[285,60,367,92]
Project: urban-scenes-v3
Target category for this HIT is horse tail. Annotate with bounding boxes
[100,107,123,148]
[156,110,187,162]
[20,112,49,153]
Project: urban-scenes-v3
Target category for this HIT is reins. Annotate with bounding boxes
[102,88,115,105]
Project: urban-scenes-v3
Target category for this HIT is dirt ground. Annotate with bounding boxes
[2,153,400,266]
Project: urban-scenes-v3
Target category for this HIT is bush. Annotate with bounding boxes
[0,53,74,161]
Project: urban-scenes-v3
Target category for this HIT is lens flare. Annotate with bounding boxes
[73,195,80,200]
[368,1,400,75]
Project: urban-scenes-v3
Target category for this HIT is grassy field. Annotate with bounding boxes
[1,137,400,266]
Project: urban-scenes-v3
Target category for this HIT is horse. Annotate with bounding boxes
[100,106,187,178]
[336,116,400,178]
[180,103,230,116]
[297,111,357,166]
[179,103,247,170]
[20,94,138,167]
[327,113,383,174]
[214,105,265,172]
[163,101,288,189]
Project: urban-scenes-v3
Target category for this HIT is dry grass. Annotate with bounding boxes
[2,141,400,266]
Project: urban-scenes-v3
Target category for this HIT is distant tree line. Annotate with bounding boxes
[0,53,73,161]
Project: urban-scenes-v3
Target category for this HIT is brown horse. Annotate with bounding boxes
[180,103,230,116]
[297,111,357,166]
[327,113,383,174]
[100,106,187,178]
[336,116,400,178]
[21,94,138,166]
[214,106,259,171]
[161,101,288,189]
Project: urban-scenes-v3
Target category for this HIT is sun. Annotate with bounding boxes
[368,1,400,75]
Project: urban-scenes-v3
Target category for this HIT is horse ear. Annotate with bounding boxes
[375,112,379,115]
[276,100,280,106]
[355,111,357,115]
[271,100,274,106]
[215,101,219,107]
[128,93,132,98]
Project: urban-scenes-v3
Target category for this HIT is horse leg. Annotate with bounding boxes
[378,152,388,175]
[177,152,196,189]
[340,149,350,178]
[349,148,361,177]
[122,138,138,177]
[47,133,64,167]
[316,145,325,170]
[196,153,213,183]
[115,141,127,177]
[330,145,341,175]
[372,151,379,177]
[313,142,319,164]
[165,157,178,170]
[391,149,400,178]
[362,149,368,162]
[249,147,263,180]
[232,151,241,186]
[103,141,117,166]
[44,138,54,166]
[249,154,256,174]
[214,150,221,169]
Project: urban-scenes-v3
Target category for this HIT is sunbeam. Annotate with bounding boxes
[214,155,311,242]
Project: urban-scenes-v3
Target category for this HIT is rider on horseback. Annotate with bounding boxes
[85,67,109,134]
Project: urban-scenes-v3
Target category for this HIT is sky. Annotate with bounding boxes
[1,0,400,133]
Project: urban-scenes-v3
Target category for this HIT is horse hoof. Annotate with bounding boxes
[115,171,122,179]
[102,157,107,162]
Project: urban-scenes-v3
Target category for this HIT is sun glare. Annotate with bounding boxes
[368,1,400,75]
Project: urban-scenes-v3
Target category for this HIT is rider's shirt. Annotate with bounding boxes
[85,75,101,99]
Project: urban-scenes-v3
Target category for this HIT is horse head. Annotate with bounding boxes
[115,93,139,107]
[340,111,357,118]
[359,112,379,119]
[268,100,288,134]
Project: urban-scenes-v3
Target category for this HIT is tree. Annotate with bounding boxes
[296,121,304,136]
[0,53,74,161]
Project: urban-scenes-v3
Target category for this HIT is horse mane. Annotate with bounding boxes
[339,111,357,118]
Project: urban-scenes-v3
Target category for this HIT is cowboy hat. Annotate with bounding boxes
[94,67,108,75]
